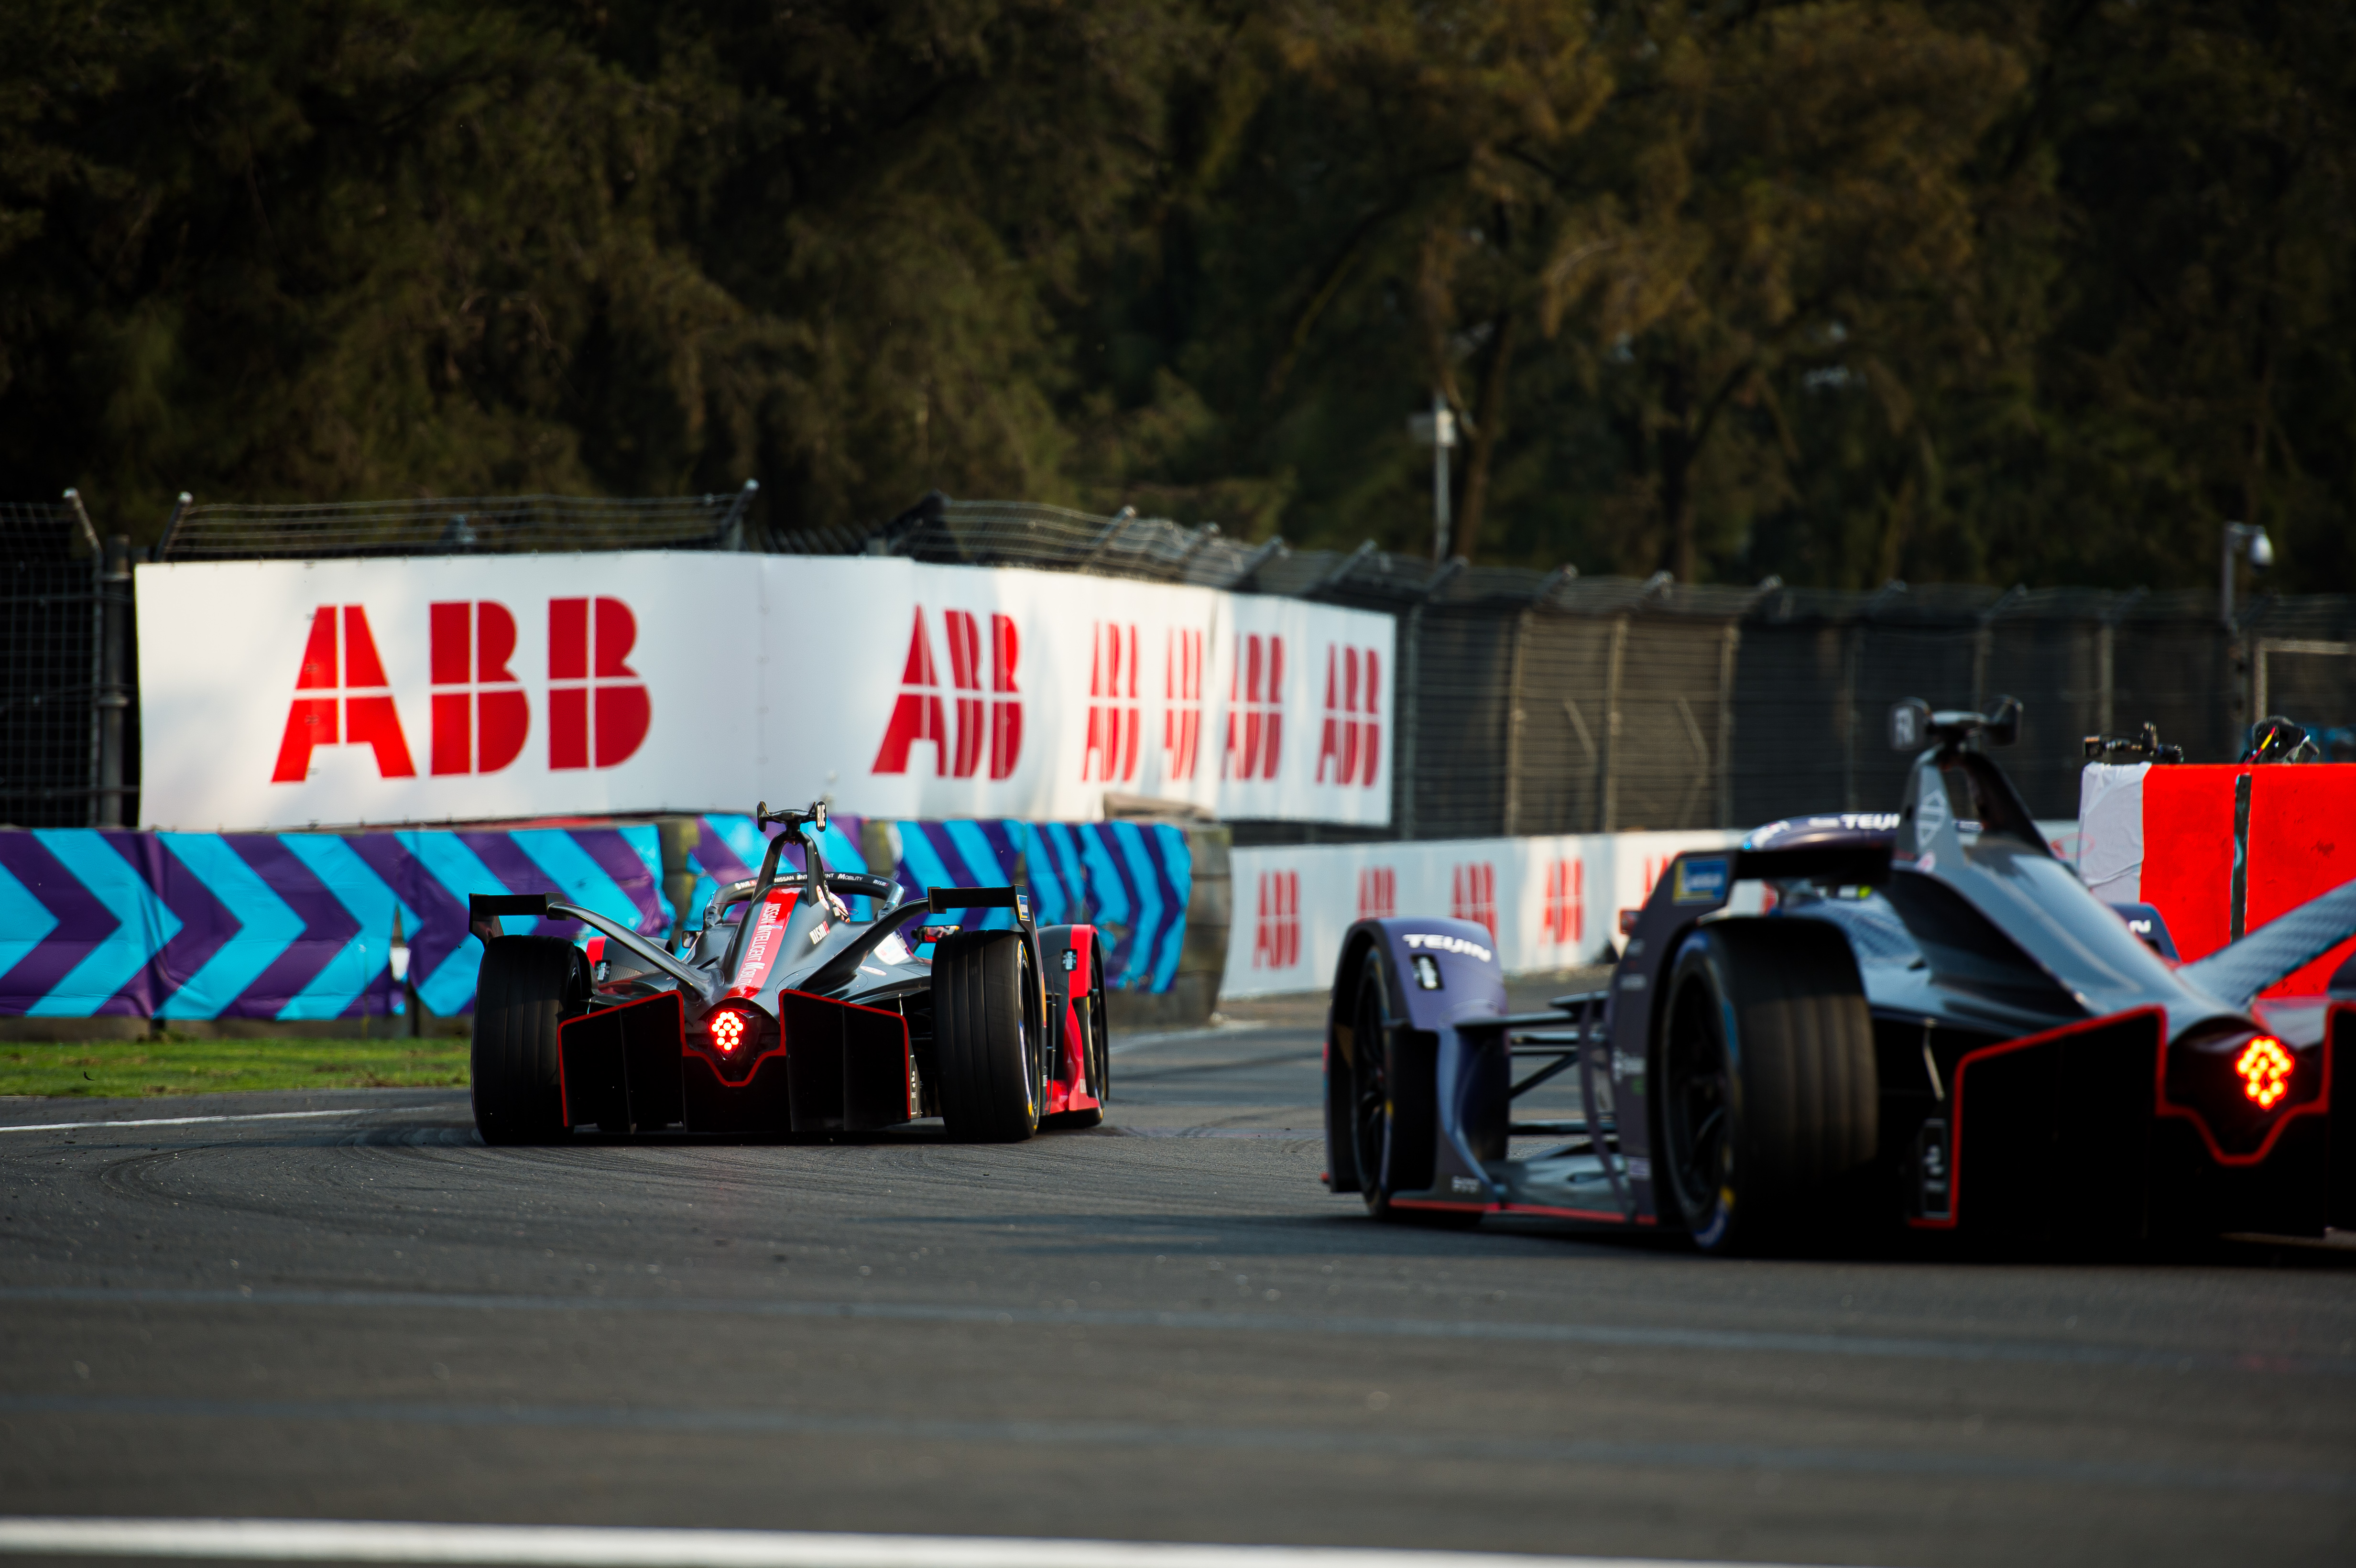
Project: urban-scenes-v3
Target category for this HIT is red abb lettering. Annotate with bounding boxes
[1451,861,1497,940]
[1164,627,1203,782]
[1253,870,1301,969]
[1315,644,1382,787]
[271,606,416,783]
[429,601,527,775]
[1542,859,1583,946]
[1082,621,1140,784]
[873,608,1022,778]
[547,597,651,770]
[1223,633,1284,782]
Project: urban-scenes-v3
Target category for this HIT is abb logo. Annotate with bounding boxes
[273,607,415,782]
[873,607,1022,779]
[430,601,526,775]
[1081,621,1140,784]
[273,599,650,785]
[1541,859,1584,946]
[1253,870,1301,969]
[1224,633,1284,781]
[1164,628,1203,782]
[1315,644,1382,787]
[1357,866,1396,919]
[1451,861,1498,940]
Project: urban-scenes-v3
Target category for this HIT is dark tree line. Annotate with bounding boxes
[2,1,2348,592]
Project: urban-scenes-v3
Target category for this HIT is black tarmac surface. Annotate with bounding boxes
[3,987,2352,1567]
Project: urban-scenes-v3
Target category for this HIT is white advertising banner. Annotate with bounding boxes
[1222,818,2084,999]
[1222,829,1745,999]
[136,554,1395,831]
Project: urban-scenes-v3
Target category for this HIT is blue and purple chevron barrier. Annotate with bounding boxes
[683,816,1189,993]
[0,817,1189,1021]
[0,828,670,1021]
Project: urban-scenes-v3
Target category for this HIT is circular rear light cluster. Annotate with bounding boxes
[709,1007,753,1055]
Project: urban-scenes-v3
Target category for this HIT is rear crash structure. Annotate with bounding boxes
[468,801,1109,1143]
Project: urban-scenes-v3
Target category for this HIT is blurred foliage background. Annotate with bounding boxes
[1,0,2348,590]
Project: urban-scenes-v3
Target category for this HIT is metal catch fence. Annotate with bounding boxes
[9,487,2351,835]
[0,494,133,827]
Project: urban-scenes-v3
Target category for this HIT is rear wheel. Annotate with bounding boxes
[934,930,1046,1141]
[471,936,587,1145]
[1658,920,1876,1254]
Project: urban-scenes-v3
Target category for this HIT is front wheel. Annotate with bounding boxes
[1658,919,1877,1254]
[471,936,587,1145]
[933,930,1046,1141]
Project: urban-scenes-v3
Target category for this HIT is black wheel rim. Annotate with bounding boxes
[1663,974,1731,1228]
[1351,963,1390,1198]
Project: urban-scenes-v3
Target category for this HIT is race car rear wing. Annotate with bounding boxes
[469,892,717,1005]
[925,885,1034,932]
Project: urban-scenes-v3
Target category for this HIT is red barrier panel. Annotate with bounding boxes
[2140,763,2356,995]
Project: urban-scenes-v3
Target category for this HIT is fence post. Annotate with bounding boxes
[1716,621,1740,829]
[1599,617,1627,833]
[1399,603,1421,841]
[96,534,132,828]
[1502,607,1532,836]
[1841,622,1861,813]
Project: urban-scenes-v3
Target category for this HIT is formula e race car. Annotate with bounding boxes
[1322,700,2356,1252]
[466,801,1108,1143]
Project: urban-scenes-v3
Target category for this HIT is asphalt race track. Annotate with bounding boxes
[3,990,2353,1568]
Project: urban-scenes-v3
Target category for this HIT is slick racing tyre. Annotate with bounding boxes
[934,929,1047,1142]
[1047,939,1110,1130]
[1658,919,1876,1255]
[472,936,589,1145]
[1345,946,1464,1223]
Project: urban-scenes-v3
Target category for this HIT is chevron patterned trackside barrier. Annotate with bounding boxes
[0,817,1190,1021]
[683,816,1190,994]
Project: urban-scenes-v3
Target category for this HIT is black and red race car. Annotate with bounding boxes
[1323,700,2356,1251]
[466,801,1109,1143]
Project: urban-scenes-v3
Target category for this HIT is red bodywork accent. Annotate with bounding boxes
[723,887,800,1001]
[1908,1007,2166,1232]
[681,1044,793,1094]
[1496,1204,1624,1223]
[1044,925,1104,1119]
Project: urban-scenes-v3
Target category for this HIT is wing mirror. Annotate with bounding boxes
[1983,695,2021,747]
[1890,695,2023,751]
[1889,699,1931,752]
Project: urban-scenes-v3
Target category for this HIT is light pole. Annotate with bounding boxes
[2220,520,2275,737]
[2219,520,2273,631]
[388,910,416,1038]
[1408,392,1458,562]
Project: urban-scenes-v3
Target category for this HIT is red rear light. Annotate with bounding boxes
[709,1006,752,1055]
[2235,1035,2292,1110]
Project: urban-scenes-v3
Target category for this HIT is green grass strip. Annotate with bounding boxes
[0,1038,469,1099]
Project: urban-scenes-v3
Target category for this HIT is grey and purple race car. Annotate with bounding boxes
[466,801,1108,1144]
[1321,699,2356,1251]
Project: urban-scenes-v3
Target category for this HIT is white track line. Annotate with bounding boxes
[0,1106,402,1135]
[0,1520,1806,1568]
